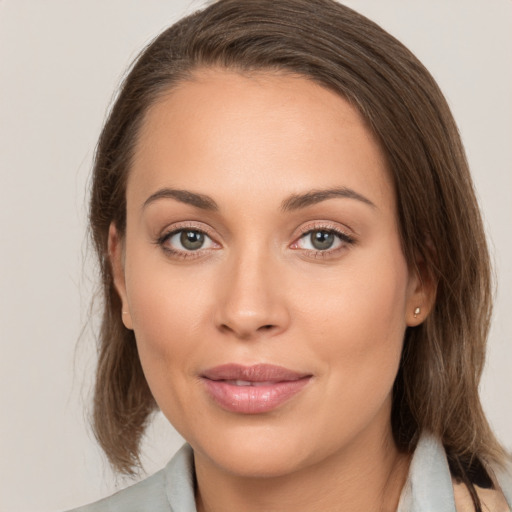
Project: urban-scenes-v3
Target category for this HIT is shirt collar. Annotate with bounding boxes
[164,433,511,512]
[397,433,456,512]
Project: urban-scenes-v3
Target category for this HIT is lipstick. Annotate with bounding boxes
[201,364,311,414]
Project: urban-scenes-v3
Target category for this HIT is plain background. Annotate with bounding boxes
[0,1,510,511]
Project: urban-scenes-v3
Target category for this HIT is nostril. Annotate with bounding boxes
[260,324,275,331]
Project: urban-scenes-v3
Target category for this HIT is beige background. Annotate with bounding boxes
[0,1,510,511]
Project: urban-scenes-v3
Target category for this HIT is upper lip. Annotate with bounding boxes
[201,363,310,382]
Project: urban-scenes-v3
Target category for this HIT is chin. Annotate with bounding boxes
[189,419,320,478]
[202,443,312,479]
[184,395,395,480]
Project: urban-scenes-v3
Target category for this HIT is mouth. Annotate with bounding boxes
[201,364,312,414]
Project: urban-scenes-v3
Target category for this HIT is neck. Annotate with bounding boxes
[194,425,411,512]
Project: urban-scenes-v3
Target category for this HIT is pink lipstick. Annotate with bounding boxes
[201,364,311,414]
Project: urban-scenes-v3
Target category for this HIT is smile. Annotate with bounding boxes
[224,380,278,386]
[201,364,312,414]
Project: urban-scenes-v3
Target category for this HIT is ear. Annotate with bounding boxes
[108,222,133,330]
[405,257,437,327]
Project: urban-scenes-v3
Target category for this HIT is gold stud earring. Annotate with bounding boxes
[413,307,421,318]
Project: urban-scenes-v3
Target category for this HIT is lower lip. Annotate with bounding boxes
[202,377,311,414]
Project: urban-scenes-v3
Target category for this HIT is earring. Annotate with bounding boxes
[413,307,421,318]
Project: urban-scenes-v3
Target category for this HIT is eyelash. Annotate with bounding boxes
[155,223,218,260]
[155,223,356,261]
[292,224,356,259]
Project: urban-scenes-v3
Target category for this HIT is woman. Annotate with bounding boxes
[71,0,511,510]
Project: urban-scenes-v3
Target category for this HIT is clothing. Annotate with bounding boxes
[67,434,512,512]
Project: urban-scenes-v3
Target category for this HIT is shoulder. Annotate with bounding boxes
[453,455,512,512]
[65,469,167,512]
[453,481,510,512]
[492,457,512,512]
[65,444,196,512]
[398,433,512,512]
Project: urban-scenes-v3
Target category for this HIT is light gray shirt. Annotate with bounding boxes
[68,434,512,512]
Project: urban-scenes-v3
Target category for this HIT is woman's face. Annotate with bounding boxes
[111,70,426,478]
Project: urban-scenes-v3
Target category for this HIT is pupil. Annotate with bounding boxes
[312,230,334,250]
[180,231,204,250]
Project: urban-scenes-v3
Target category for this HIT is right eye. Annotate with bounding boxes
[159,228,217,255]
[296,229,345,251]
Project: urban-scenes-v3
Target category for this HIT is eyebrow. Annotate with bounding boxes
[142,186,376,212]
[281,187,376,211]
[142,188,219,211]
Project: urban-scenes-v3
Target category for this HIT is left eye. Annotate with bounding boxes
[165,230,215,251]
[296,230,345,251]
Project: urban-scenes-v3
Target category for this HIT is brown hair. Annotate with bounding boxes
[88,0,505,504]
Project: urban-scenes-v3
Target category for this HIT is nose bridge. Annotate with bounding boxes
[215,240,289,339]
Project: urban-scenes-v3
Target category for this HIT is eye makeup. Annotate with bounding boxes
[153,219,357,262]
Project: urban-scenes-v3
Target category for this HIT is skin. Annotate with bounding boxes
[110,69,433,512]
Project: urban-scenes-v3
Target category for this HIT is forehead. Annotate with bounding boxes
[128,68,393,213]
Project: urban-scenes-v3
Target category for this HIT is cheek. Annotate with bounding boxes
[302,253,407,330]
[295,245,410,392]
[125,230,213,336]
[122,248,215,407]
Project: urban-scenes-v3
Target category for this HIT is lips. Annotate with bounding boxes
[201,364,312,414]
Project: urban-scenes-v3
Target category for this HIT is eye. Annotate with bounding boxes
[293,228,354,252]
[161,229,216,252]
[301,230,338,250]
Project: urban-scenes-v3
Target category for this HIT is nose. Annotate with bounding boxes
[214,248,290,340]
